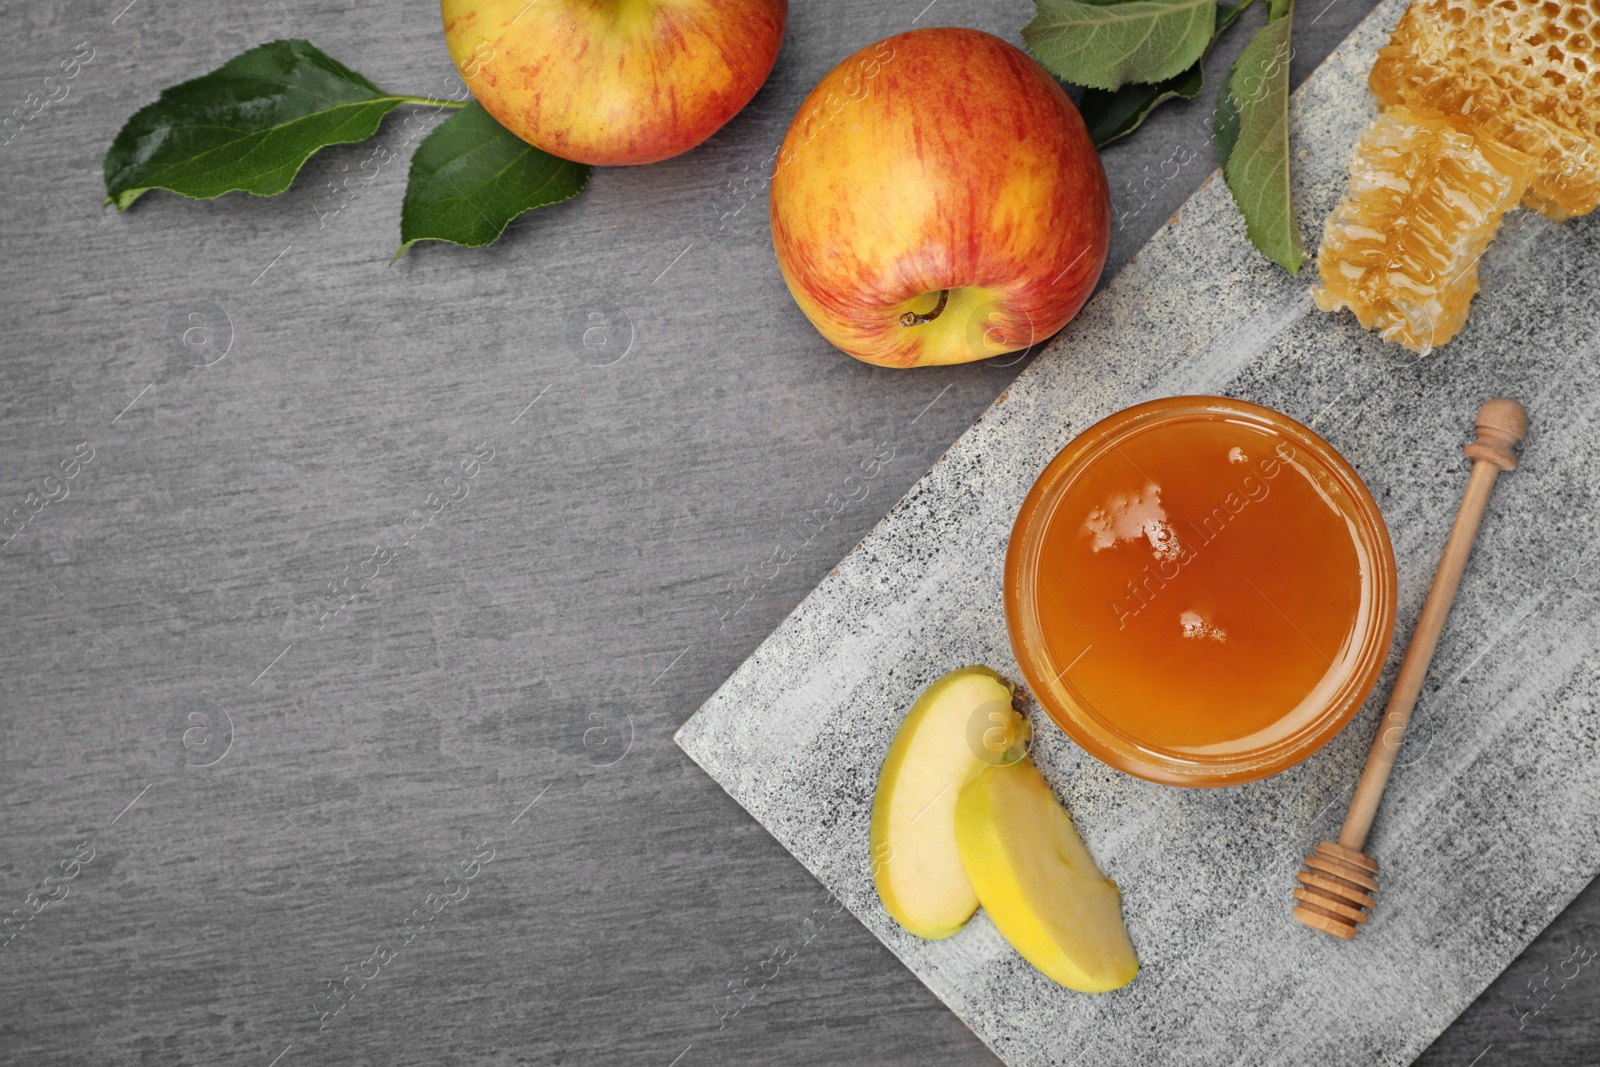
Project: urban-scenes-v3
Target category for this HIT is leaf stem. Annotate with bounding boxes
[394,96,469,110]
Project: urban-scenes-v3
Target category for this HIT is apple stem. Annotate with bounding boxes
[899,289,949,327]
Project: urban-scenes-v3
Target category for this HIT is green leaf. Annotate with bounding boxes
[1213,1,1253,36]
[1212,10,1304,272]
[1079,59,1205,146]
[1023,0,1218,92]
[1077,1,1250,146]
[104,39,418,210]
[395,102,589,259]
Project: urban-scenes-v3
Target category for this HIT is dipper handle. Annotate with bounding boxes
[1337,398,1529,851]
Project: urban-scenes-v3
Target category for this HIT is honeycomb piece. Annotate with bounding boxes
[1370,0,1600,218]
[1313,108,1535,353]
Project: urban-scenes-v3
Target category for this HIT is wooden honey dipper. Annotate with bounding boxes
[1293,398,1529,940]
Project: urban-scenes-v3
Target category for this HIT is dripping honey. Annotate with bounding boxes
[1006,398,1397,786]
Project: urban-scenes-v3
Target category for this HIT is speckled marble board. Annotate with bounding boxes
[675,0,1600,1064]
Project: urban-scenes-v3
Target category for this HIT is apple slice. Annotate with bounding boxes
[871,666,1028,939]
[955,758,1139,992]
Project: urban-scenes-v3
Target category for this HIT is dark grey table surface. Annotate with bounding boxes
[1,1,1595,1065]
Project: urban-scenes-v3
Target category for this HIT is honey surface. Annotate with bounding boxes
[1033,418,1375,755]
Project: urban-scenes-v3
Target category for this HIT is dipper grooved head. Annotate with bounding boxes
[1292,840,1379,940]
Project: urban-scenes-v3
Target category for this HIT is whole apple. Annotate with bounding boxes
[442,0,786,166]
[769,28,1109,368]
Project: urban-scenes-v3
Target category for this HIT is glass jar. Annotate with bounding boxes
[1005,396,1397,786]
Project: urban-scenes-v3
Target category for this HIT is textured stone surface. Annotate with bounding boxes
[677,1,1600,1064]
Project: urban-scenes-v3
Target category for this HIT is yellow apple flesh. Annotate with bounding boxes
[871,666,1028,940]
[956,758,1139,992]
[442,0,786,166]
[769,28,1109,367]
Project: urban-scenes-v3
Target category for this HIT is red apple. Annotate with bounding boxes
[769,28,1109,367]
[442,0,786,166]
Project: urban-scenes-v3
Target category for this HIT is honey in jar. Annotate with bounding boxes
[1005,397,1397,786]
